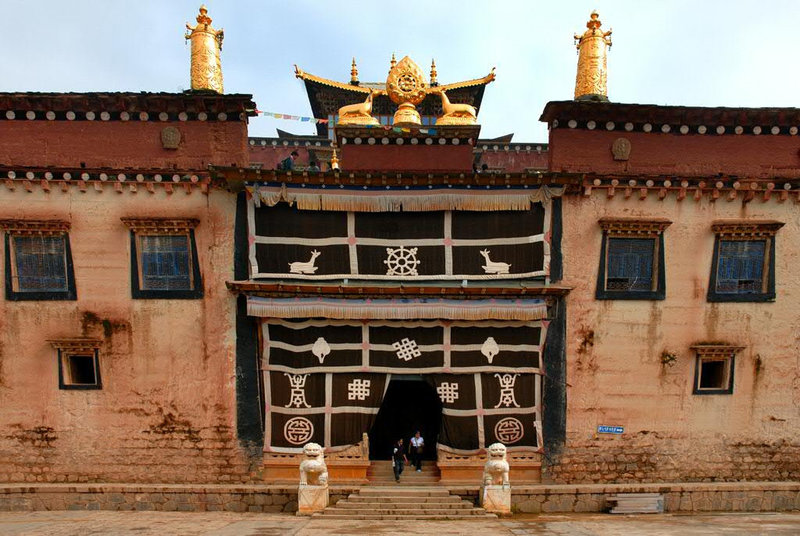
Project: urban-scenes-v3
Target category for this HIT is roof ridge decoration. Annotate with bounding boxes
[574,11,612,101]
[185,5,224,93]
[294,64,496,95]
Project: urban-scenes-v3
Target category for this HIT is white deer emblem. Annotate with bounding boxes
[479,249,511,274]
[289,250,321,274]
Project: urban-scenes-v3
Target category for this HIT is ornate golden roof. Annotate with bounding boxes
[294,65,496,95]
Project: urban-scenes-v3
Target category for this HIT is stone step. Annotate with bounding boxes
[316,507,490,517]
[345,495,463,503]
[312,513,498,520]
[336,500,474,509]
[356,487,450,497]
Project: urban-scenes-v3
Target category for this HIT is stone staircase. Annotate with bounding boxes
[366,460,440,485]
[313,487,496,520]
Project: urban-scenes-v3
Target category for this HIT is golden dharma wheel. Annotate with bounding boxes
[386,56,428,106]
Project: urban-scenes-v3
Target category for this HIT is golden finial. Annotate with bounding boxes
[573,11,612,101]
[350,57,359,85]
[430,59,438,87]
[389,53,397,73]
[185,5,224,93]
[330,147,340,170]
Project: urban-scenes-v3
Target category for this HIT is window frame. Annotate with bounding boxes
[595,218,671,301]
[122,218,203,300]
[50,339,102,390]
[707,221,783,303]
[1,220,76,301]
[690,344,742,395]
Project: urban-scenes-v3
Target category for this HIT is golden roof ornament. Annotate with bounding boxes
[573,10,612,101]
[389,53,397,73]
[386,56,428,126]
[350,58,359,85]
[330,147,340,170]
[430,59,438,87]
[185,5,224,93]
[336,89,379,126]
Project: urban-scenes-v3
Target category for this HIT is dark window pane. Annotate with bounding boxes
[715,240,765,294]
[140,235,192,291]
[606,238,654,292]
[66,354,97,385]
[699,359,727,389]
[12,235,68,292]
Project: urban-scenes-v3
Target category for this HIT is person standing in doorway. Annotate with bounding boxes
[410,430,424,472]
[392,438,408,482]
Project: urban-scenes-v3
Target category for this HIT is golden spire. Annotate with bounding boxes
[389,53,397,73]
[573,11,612,101]
[430,59,438,86]
[185,5,224,93]
[330,147,340,170]
[386,56,427,126]
[350,58,359,85]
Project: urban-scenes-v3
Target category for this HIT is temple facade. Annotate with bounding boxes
[0,8,797,498]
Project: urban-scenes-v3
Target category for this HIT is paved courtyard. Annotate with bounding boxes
[0,511,799,535]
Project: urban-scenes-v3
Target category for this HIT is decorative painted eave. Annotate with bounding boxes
[0,92,256,122]
[710,220,785,237]
[690,343,746,356]
[210,166,582,191]
[581,175,800,204]
[0,167,213,195]
[48,338,102,352]
[226,280,571,299]
[541,100,800,136]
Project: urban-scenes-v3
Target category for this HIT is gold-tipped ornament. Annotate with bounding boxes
[185,5,224,93]
[574,11,612,101]
[386,56,428,126]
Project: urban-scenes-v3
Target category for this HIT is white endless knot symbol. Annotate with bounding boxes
[347,379,371,401]
[494,417,524,444]
[392,338,421,361]
[384,246,421,276]
[437,382,459,404]
[493,373,520,408]
[284,417,314,445]
[284,373,311,408]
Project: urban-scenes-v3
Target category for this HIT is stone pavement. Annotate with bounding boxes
[0,510,799,535]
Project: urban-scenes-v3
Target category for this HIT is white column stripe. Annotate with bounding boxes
[347,212,358,274]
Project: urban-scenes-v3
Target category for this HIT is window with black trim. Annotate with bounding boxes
[1,220,76,301]
[596,218,671,300]
[708,221,783,302]
[121,218,202,299]
[691,344,742,395]
[50,339,102,390]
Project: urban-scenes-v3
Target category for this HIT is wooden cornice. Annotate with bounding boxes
[598,218,672,235]
[0,219,70,234]
[690,343,746,357]
[120,218,199,233]
[711,220,784,237]
[226,280,571,299]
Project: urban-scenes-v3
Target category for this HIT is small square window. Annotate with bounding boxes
[2,221,76,301]
[50,340,102,390]
[596,219,670,300]
[123,218,202,300]
[691,344,741,395]
[707,221,783,302]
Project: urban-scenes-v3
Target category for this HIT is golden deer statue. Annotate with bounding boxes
[336,90,379,126]
[433,88,477,125]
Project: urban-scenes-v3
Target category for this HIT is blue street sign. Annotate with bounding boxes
[597,425,624,434]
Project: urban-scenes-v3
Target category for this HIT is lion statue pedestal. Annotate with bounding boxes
[297,442,329,515]
[480,442,511,515]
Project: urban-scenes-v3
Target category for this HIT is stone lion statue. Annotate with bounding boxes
[299,442,328,486]
[483,442,510,486]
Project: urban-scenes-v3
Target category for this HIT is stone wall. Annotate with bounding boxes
[0,188,257,484]
[551,192,800,483]
[1,482,798,514]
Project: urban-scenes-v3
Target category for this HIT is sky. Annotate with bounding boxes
[3,1,800,142]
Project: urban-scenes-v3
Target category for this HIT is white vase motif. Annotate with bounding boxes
[312,337,331,364]
[481,337,500,363]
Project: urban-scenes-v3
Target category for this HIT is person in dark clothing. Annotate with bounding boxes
[278,150,299,171]
[307,160,320,172]
[392,438,408,482]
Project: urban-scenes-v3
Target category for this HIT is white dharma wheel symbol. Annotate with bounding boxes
[494,417,524,444]
[284,416,314,445]
[384,246,421,276]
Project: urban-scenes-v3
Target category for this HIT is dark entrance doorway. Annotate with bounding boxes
[368,377,442,461]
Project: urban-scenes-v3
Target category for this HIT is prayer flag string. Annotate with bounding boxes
[253,110,439,135]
